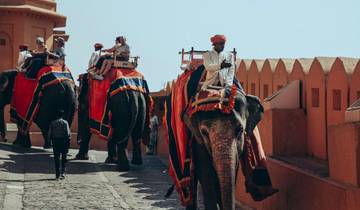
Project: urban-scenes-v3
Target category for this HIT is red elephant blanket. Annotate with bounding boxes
[87,68,150,140]
[10,65,74,132]
[164,66,277,206]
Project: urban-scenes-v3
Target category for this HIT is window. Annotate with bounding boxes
[263,84,269,98]
[333,89,341,111]
[0,38,5,46]
[311,88,320,108]
[251,83,256,95]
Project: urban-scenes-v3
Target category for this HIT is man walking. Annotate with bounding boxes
[48,110,71,180]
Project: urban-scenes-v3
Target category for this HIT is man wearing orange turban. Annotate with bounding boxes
[88,43,104,70]
[202,34,235,89]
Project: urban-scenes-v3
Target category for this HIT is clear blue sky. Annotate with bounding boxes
[57,0,360,91]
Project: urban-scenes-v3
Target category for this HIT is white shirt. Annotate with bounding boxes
[202,50,235,88]
[17,50,32,68]
[88,50,102,68]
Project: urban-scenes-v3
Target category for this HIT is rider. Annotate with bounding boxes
[202,34,235,90]
[88,43,103,70]
[95,36,130,80]
[26,37,48,78]
[53,37,66,69]
[53,37,66,60]
[17,44,32,71]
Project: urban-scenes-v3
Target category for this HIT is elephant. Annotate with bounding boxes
[166,66,277,210]
[75,73,149,171]
[0,70,76,148]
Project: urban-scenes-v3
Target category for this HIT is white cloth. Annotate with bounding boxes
[17,51,32,68]
[88,50,102,68]
[202,50,235,88]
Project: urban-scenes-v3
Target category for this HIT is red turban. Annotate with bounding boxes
[210,35,226,44]
[19,44,29,50]
[94,43,103,49]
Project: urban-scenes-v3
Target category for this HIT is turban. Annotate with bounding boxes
[94,43,103,49]
[19,44,29,50]
[210,35,226,44]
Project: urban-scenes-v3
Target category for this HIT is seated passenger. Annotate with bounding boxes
[33,37,48,54]
[94,36,130,80]
[17,44,32,71]
[53,37,66,60]
[88,43,103,70]
[202,35,234,90]
[26,37,48,79]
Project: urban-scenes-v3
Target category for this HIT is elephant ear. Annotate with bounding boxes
[0,75,8,92]
[245,95,264,134]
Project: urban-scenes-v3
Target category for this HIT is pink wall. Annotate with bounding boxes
[236,60,249,93]
[247,60,261,96]
[273,59,290,93]
[289,59,307,108]
[326,58,349,126]
[305,58,329,160]
[260,59,277,100]
[349,61,360,105]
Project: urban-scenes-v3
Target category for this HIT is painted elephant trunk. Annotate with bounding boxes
[212,137,237,210]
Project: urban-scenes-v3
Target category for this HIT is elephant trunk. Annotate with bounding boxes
[212,137,237,210]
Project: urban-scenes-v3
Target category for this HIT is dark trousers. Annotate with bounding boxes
[52,138,70,177]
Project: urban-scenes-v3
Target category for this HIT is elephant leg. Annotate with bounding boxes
[130,92,146,165]
[105,138,117,163]
[185,178,199,210]
[131,139,142,165]
[193,141,221,210]
[40,127,51,149]
[14,131,31,148]
[117,140,130,171]
[76,131,92,160]
[131,128,144,165]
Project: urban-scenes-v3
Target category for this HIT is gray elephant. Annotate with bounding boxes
[0,70,76,148]
[75,73,150,171]
[165,65,277,210]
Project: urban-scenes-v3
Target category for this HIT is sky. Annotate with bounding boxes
[57,0,360,91]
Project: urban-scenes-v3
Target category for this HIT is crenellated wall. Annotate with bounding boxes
[232,56,360,210]
[153,56,360,210]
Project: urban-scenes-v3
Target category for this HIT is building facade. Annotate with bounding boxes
[0,0,68,70]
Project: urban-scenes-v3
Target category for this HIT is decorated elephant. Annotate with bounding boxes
[165,65,277,210]
[0,69,76,148]
[75,70,151,172]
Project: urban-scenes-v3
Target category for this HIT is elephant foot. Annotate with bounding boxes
[23,139,32,148]
[117,163,130,172]
[75,153,89,160]
[43,143,52,149]
[131,144,142,165]
[105,157,117,164]
[43,139,51,149]
[131,154,142,165]
[117,148,130,171]
[13,139,21,146]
